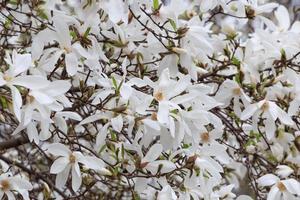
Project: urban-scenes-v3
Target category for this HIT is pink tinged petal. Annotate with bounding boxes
[11,75,49,89]
[71,165,82,191]
[282,179,300,195]
[111,114,123,132]
[10,86,22,121]
[30,90,54,104]
[267,186,280,200]
[47,143,71,157]
[50,157,69,174]
[65,53,78,76]
[257,174,279,187]
[157,101,169,126]
[142,143,163,163]
[241,103,258,120]
[0,191,3,199]
[55,165,71,189]
[265,117,276,140]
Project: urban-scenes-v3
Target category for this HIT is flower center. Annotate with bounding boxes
[3,75,12,82]
[261,102,269,112]
[63,46,72,54]
[151,112,157,121]
[232,87,241,96]
[154,91,164,102]
[26,95,35,104]
[0,179,11,191]
[200,132,210,143]
[277,182,286,192]
[69,154,76,164]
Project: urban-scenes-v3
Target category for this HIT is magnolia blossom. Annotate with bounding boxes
[0,173,33,200]
[47,143,110,191]
[257,174,300,200]
[241,99,294,139]
[0,51,49,120]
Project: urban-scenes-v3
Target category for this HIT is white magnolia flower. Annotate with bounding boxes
[47,143,110,191]
[0,173,33,200]
[257,174,300,200]
[241,99,294,139]
[0,50,49,120]
[215,79,250,116]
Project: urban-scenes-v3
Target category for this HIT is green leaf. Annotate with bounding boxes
[0,96,8,109]
[153,0,160,10]
[168,18,177,31]
[83,27,91,38]
[36,8,48,20]
[232,57,241,67]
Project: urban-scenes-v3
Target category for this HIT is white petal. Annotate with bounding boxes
[282,179,300,195]
[120,83,133,100]
[265,117,276,140]
[27,123,39,144]
[65,53,78,76]
[50,157,69,174]
[10,86,22,121]
[157,101,169,126]
[142,143,163,163]
[30,90,54,104]
[111,115,123,132]
[267,186,280,200]
[241,103,258,120]
[257,174,279,187]
[275,5,290,31]
[47,143,71,157]
[71,165,82,191]
[12,75,49,89]
[143,119,160,131]
[45,80,71,96]
[5,191,16,200]
[12,53,32,76]
[55,165,71,189]
[80,156,105,170]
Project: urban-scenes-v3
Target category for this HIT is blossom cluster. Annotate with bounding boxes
[0,0,300,199]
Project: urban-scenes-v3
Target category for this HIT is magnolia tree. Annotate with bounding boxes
[0,0,300,199]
